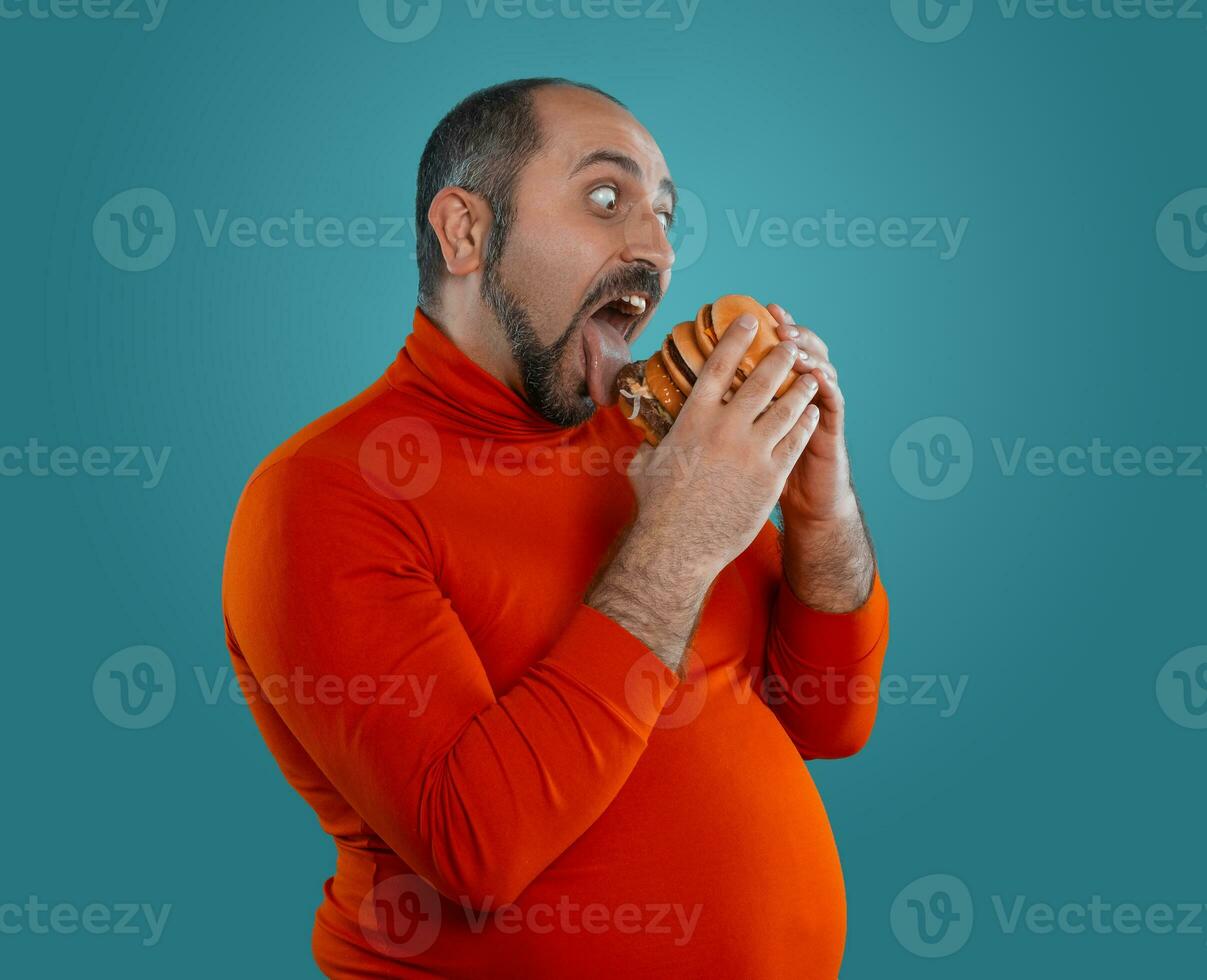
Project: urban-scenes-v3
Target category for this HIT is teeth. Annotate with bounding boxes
[620,294,648,313]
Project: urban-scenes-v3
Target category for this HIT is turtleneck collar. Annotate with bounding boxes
[386,305,589,441]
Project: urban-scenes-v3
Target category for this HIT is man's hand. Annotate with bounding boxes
[765,302,856,525]
[627,312,822,580]
[591,314,821,676]
[765,301,875,613]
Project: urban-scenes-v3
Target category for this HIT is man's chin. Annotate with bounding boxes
[526,377,595,429]
[572,388,598,421]
[560,382,597,425]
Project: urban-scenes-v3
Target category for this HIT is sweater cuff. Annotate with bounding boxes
[543,603,682,736]
[773,566,889,667]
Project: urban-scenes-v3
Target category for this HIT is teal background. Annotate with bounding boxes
[3,0,1205,976]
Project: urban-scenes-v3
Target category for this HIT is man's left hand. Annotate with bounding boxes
[765,302,857,525]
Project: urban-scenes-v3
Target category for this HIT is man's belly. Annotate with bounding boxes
[513,674,846,976]
[318,671,847,979]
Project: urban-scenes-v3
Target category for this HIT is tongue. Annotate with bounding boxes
[583,315,631,407]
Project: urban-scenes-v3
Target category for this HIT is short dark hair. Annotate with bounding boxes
[414,77,627,312]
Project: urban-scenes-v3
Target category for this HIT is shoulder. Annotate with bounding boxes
[227,375,435,554]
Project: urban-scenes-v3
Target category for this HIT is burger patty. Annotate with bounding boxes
[701,304,718,346]
[665,338,698,389]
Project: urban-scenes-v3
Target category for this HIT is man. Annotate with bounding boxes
[222,77,889,978]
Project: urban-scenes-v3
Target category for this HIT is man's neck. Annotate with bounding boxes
[422,301,521,394]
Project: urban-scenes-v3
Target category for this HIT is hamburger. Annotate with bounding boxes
[614,294,794,446]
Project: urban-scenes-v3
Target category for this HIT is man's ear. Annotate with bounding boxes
[428,187,492,278]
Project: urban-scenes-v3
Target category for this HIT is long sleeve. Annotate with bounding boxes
[221,455,680,908]
[755,522,890,760]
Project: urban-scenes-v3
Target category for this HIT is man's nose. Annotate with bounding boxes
[620,205,675,273]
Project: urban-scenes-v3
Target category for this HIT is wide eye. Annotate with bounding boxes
[589,185,618,212]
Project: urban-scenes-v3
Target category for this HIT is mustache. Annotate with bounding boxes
[578,267,664,319]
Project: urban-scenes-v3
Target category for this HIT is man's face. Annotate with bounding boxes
[481,86,676,428]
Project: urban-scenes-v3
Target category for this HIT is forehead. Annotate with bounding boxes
[530,86,670,184]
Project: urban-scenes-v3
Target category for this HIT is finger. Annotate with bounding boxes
[772,402,821,469]
[784,322,828,359]
[766,304,832,376]
[767,302,795,327]
[754,371,819,442]
[806,367,845,424]
[766,302,829,358]
[779,342,837,377]
[729,340,803,420]
[686,312,761,405]
[768,303,806,362]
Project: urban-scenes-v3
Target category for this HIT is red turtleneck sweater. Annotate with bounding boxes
[222,307,890,978]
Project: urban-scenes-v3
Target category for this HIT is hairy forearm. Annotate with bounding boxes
[780,495,876,613]
[585,516,715,680]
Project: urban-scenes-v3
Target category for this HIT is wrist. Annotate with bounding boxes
[590,522,715,679]
[781,494,860,538]
[623,513,722,589]
[780,504,873,614]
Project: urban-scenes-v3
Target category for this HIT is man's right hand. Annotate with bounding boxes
[629,312,822,579]
[586,313,821,676]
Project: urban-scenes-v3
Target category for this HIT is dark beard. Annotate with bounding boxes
[480,257,595,429]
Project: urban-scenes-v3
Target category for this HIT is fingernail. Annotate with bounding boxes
[799,350,809,360]
[787,327,800,338]
[738,314,758,330]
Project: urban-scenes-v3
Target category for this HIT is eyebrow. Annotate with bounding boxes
[569,148,678,212]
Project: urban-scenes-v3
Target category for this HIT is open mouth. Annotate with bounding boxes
[587,291,652,342]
